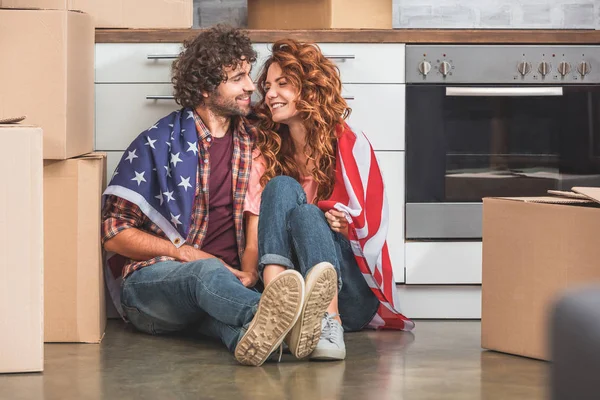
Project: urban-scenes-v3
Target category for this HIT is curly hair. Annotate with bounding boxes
[254,39,351,203]
[172,25,257,109]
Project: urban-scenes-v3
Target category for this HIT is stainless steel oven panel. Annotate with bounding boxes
[405,203,483,239]
[406,45,600,84]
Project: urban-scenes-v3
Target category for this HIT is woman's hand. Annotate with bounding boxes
[325,209,349,239]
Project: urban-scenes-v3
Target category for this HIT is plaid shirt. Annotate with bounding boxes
[102,112,255,279]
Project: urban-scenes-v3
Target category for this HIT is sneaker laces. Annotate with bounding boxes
[321,313,342,344]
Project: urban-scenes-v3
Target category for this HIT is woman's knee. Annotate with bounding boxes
[289,203,325,224]
[263,176,304,199]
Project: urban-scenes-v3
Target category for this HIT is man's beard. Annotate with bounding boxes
[206,91,252,118]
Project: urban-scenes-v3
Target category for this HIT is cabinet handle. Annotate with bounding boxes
[147,54,179,60]
[343,96,355,100]
[324,54,355,60]
[146,95,175,100]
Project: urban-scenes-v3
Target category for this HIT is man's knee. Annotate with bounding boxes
[187,258,228,281]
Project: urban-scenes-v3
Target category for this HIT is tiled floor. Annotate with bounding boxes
[0,320,548,400]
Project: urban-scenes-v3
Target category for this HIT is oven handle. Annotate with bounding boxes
[445,87,563,97]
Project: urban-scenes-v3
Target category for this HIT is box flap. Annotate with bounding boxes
[487,196,593,205]
[572,187,600,205]
[547,189,590,200]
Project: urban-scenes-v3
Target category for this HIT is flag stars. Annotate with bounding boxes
[170,213,182,227]
[170,152,183,167]
[125,149,138,164]
[164,191,175,202]
[178,176,192,192]
[131,171,146,186]
[145,136,157,149]
[186,141,198,156]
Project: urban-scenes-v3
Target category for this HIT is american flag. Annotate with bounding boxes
[318,122,415,331]
[103,108,200,247]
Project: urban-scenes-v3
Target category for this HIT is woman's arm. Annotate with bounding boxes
[239,213,260,287]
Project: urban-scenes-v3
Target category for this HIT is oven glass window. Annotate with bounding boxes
[406,85,600,202]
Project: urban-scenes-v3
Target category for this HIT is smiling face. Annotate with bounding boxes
[205,60,255,117]
[262,62,301,124]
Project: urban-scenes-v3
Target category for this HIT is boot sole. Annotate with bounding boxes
[234,270,304,366]
[287,262,337,359]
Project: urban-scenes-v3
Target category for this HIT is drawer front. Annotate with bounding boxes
[405,242,483,284]
[96,43,405,84]
[95,43,271,83]
[375,152,405,283]
[96,83,405,151]
[254,43,405,84]
[96,84,180,151]
[343,84,405,151]
[395,285,482,319]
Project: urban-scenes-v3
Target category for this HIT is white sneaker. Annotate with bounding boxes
[286,262,337,359]
[309,313,346,361]
[234,269,305,366]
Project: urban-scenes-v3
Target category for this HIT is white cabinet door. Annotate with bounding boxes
[405,241,483,284]
[375,151,405,283]
[105,151,125,182]
[343,84,405,151]
[96,83,406,152]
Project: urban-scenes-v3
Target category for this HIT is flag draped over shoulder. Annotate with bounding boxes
[103,108,199,316]
[318,123,415,331]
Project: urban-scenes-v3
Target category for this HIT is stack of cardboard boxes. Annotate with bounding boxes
[0,0,192,374]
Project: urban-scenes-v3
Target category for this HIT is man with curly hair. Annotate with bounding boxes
[100,25,305,367]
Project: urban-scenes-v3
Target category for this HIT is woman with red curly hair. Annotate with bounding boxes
[243,39,414,362]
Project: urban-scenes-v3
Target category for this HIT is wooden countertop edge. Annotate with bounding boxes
[95,29,600,44]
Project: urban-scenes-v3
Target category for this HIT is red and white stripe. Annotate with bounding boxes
[319,123,415,331]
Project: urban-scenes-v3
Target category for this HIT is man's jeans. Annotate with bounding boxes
[258,176,380,331]
[120,258,259,352]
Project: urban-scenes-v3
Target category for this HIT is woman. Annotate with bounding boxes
[243,39,414,361]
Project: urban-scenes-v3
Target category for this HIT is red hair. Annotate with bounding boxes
[254,39,351,203]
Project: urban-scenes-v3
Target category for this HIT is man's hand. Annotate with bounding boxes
[174,245,214,263]
[325,209,349,239]
[176,245,258,287]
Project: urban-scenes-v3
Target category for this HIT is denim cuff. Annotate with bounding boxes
[258,254,295,282]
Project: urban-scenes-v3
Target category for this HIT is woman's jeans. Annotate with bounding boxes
[257,176,380,331]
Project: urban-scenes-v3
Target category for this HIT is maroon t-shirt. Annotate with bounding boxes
[201,133,240,268]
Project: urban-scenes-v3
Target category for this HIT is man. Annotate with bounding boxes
[101,26,305,367]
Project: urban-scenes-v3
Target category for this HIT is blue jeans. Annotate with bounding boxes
[258,176,380,331]
[120,258,259,353]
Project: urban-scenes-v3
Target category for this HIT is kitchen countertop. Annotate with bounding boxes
[95,29,600,44]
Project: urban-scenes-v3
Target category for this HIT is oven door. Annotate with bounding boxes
[405,84,600,239]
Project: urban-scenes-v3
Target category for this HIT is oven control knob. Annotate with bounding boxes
[578,61,591,77]
[418,61,432,76]
[517,61,532,76]
[558,61,571,77]
[538,62,551,76]
[439,61,451,77]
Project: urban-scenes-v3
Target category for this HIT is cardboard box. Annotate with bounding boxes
[44,152,107,343]
[0,124,44,373]
[0,0,92,13]
[0,0,193,28]
[248,0,392,29]
[482,188,600,360]
[0,9,94,160]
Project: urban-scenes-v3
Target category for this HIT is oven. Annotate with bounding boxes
[405,45,600,239]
